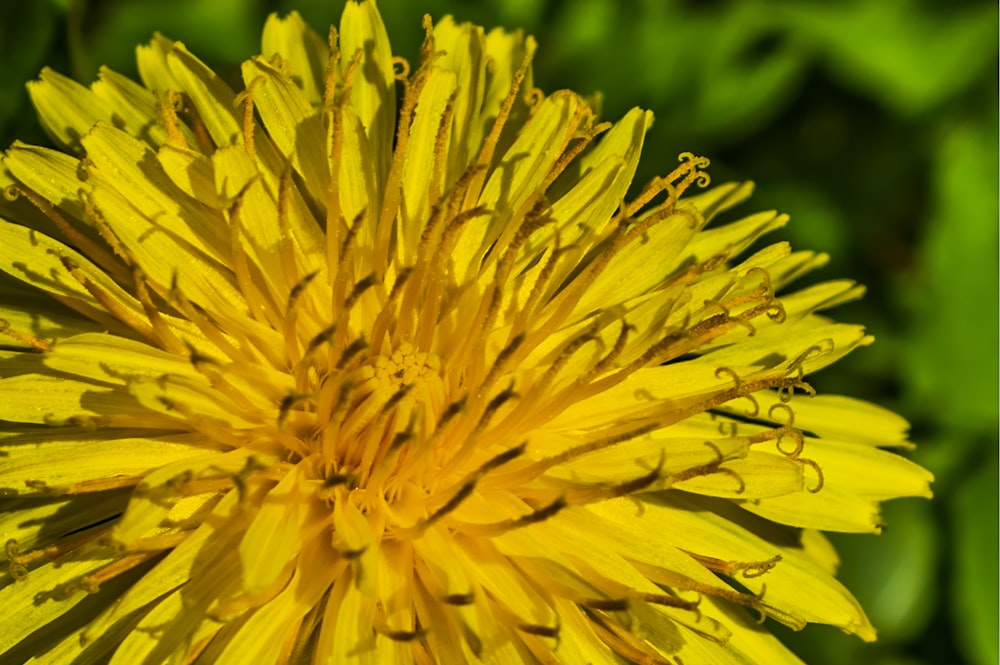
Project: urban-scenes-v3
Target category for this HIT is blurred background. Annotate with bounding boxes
[0,1,996,663]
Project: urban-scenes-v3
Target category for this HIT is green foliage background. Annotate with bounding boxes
[1,1,996,664]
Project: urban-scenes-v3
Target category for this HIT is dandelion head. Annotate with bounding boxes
[0,2,932,663]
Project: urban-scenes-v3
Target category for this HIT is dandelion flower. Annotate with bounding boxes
[0,2,932,663]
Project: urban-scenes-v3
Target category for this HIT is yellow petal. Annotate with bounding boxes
[80,122,231,264]
[0,487,128,558]
[166,42,242,148]
[454,92,585,283]
[673,450,805,499]
[740,439,933,533]
[44,332,199,384]
[0,428,214,496]
[686,210,788,265]
[135,34,178,93]
[3,143,88,221]
[82,489,239,645]
[26,68,112,152]
[108,490,250,665]
[432,17,488,183]
[317,572,378,665]
[239,462,328,595]
[111,448,262,546]
[91,66,176,148]
[340,0,396,188]
[0,545,118,654]
[157,143,220,208]
[261,11,329,108]
[241,55,329,197]
[215,536,343,664]
[573,209,698,317]
[398,66,458,263]
[749,392,913,448]
[685,180,755,223]
[0,283,103,345]
[602,493,878,640]
[549,107,651,249]
[481,27,536,145]
[0,365,156,427]
[331,103,379,243]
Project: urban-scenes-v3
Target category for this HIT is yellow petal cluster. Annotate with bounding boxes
[0,2,931,664]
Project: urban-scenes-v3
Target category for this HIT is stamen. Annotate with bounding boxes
[405,443,526,536]
[333,337,369,370]
[461,496,567,537]
[278,392,316,427]
[540,422,662,471]
[420,478,476,531]
[717,420,738,437]
[480,333,525,395]
[565,456,665,505]
[689,553,782,579]
[374,42,446,274]
[0,319,50,352]
[54,252,156,340]
[591,320,635,375]
[767,402,795,428]
[338,208,366,264]
[518,620,560,640]
[438,385,519,476]
[176,92,214,153]
[429,90,458,206]
[157,90,189,148]
[285,270,321,364]
[714,367,761,417]
[462,51,533,208]
[234,75,266,160]
[76,549,162,593]
[416,166,487,266]
[634,592,701,612]
[541,118,609,193]
[5,525,110,580]
[773,426,806,458]
[305,323,338,356]
[130,266,187,355]
[276,166,303,291]
[590,620,677,665]
[798,457,825,493]
[167,274,253,364]
[364,265,406,351]
[11,183,128,282]
[153,396,251,448]
[441,592,475,606]
[524,87,545,112]
[582,597,630,612]
[324,103,345,278]
[322,26,341,110]
[391,56,411,81]
[434,396,467,435]
[381,627,428,642]
[624,152,711,218]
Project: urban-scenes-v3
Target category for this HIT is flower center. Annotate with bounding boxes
[369,343,442,396]
[304,340,449,493]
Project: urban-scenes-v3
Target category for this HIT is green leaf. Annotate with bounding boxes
[831,499,940,644]
[905,119,999,433]
[775,0,998,114]
[79,0,261,80]
[952,454,1000,665]
[0,0,59,140]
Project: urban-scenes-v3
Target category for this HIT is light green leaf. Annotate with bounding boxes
[906,120,999,432]
[952,455,1000,665]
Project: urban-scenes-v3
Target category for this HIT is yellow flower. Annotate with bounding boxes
[0,2,931,664]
